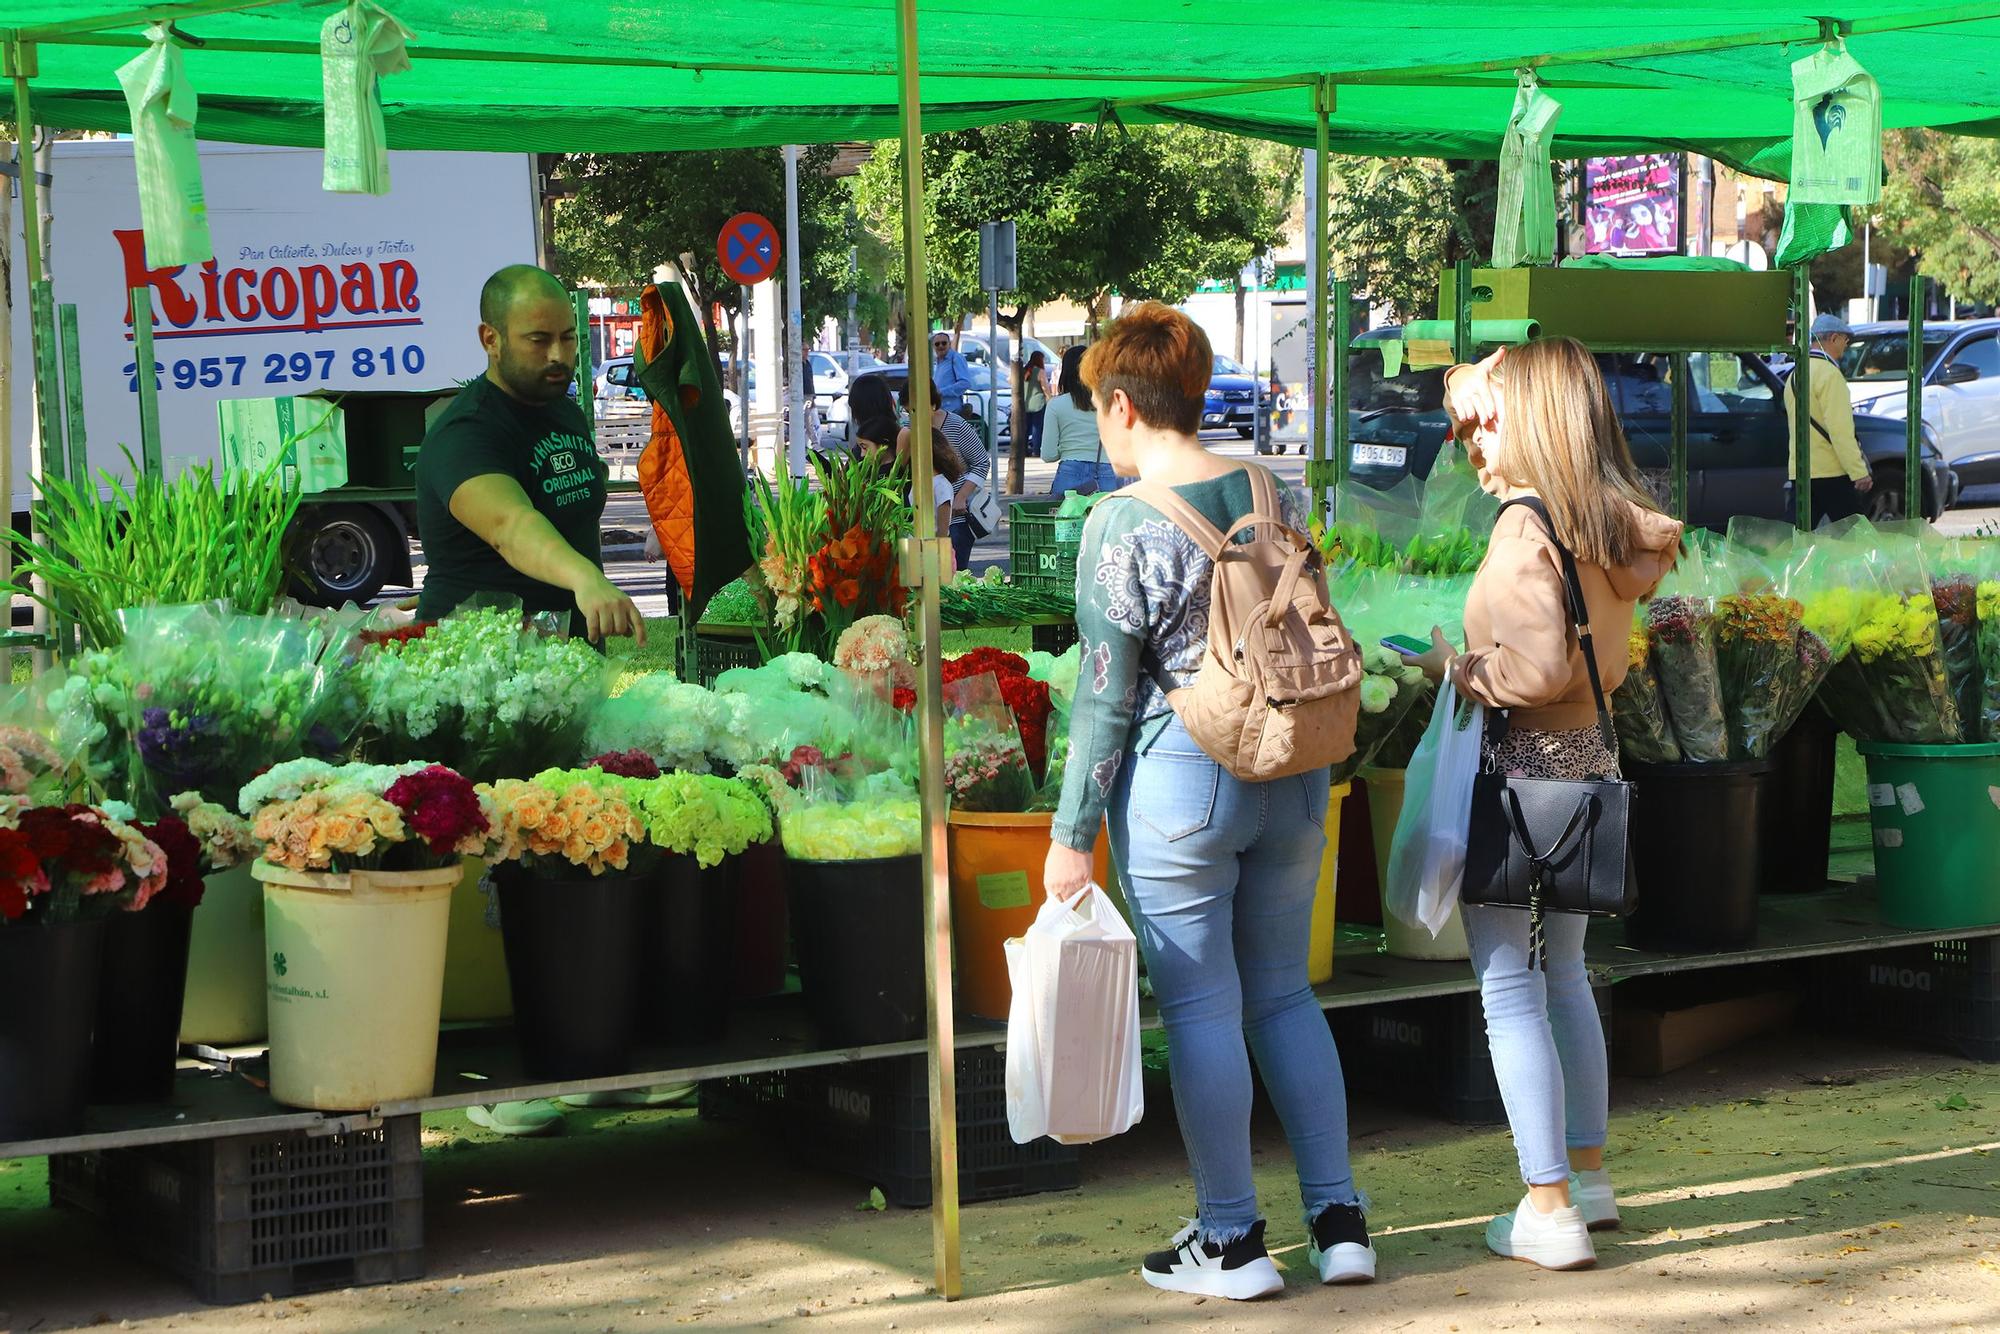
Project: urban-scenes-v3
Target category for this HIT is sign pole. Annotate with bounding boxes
[783,145,806,481]
[740,286,753,470]
[985,287,999,486]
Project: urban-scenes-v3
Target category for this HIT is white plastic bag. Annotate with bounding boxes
[1004,884,1143,1146]
[1385,681,1484,939]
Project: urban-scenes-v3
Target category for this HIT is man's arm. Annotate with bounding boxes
[448,473,646,644]
[941,353,973,401]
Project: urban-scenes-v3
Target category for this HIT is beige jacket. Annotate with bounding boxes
[1455,494,1683,732]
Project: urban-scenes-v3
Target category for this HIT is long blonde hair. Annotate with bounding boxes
[1491,337,1663,569]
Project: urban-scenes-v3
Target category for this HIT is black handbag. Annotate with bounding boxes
[1460,496,1636,968]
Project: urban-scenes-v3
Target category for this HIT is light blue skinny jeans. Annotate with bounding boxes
[1050,457,1123,498]
[1107,716,1359,1244]
[1463,904,1609,1185]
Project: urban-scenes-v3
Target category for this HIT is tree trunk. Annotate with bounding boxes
[1233,280,1247,362]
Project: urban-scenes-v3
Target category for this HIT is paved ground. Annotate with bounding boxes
[4,1026,1999,1332]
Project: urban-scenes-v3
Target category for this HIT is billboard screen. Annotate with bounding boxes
[1581,154,1682,255]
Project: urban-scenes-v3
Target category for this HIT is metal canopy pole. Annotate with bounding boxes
[1669,350,1689,520]
[1791,265,1813,531]
[9,39,61,662]
[894,0,960,1301]
[130,288,162,477]
[1308,77,1331,516]
[1329,278,1350,515]
[1906,273,1923,520]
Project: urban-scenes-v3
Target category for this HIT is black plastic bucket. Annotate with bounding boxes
[494,864,644,1080]
[1626,759,1771,953]
[0,917,107,1140]
[91,903,194,1103]
[1761,709,1837,894]
[787,854,925,1047]
[732,840,790,1000]
[640,855,738,1046]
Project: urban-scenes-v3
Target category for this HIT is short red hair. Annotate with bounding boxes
[1081,301,1212,435]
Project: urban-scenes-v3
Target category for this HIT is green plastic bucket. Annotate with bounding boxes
[1856,741,2000,930]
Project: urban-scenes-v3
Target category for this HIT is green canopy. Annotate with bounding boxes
[9,2,2000,166]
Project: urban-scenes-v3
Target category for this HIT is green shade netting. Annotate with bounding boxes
[9,2,2000,161]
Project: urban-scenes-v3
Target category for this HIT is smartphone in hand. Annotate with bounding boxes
[1381,633,1431,659]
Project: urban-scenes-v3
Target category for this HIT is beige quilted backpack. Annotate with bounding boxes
[1121,464,1362,781]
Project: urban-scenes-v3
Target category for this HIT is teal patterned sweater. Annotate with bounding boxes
[1050,470,1310,852]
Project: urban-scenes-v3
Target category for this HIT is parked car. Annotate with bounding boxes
[1345,328,1958,528]
[594,354,740,419]
[1842,320,2000,489]
[822,364,1007,454]
[1203,354,1259,438]
[810,349,884,402]
[957,333,1063,375]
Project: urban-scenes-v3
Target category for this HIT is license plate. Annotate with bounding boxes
[1352,443,1407,468]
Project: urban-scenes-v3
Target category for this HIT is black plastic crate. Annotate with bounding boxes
[1007,500,1082,595]
[1031,621,1079,655]
[1329,986,1615,1125]
[49,1117,423,1305]
[704,1048,1079,1208]
[1810,937,2000,1061]
[692,633,764,686]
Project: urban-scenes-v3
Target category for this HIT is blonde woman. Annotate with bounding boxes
[1414,339,1682,1271]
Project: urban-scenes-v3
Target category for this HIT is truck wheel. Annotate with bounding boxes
[294,505,400,606]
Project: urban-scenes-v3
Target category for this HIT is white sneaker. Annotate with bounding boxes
[1141,1218,1285,1300]
[1485,1193,1596,1271]
[1570,1168,1619,1231]
[1307,1201,1377,1284]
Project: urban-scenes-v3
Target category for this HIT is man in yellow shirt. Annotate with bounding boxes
[1786,313,1874,525]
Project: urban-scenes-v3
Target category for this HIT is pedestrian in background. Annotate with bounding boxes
[931,331,975,414]
[1784,313,1873,525]
[900,377,988,568]
[1043,345,1119,497]
[849,375,901,459]
[1019,349,1052,458]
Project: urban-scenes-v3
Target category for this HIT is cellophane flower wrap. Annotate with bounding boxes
[779,769,920,862]
[942,673,1037,813]
[119,603,359,813]
[535,767,772,869]
[356,600,619,783]
[1612,613,1681,765]
[46,648,139,802]
[237,759,492,873]
[716,660,913,783]
[1805,527,1959,744]
[934,649,1052,780]
[0,677,100,804]
[1978,554,2000,742]
[584,672,732,775]
[1925,535,1984,741]
[0,800,171,925]
[479,772,643,876]
[1644,544,1729,763]
[1705,537,1840,760]
[1324,566,1474,771]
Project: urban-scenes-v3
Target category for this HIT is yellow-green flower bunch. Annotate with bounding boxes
[1850,593,1940,664]
[1804,585,1958,744]
[1979,580,2000,742]
[533,768,772,869]
[780,773,922,862]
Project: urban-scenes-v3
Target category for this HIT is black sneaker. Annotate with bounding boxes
[1308,1202,1377,1284]
[1141,1218,1284,1300]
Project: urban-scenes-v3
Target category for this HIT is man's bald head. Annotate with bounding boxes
[477,265,577,405]
[479,264,568,332]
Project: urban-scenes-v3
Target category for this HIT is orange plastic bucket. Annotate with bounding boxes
[948,811,1112,1021]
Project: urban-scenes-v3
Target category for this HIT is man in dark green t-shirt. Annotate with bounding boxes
[414,264,645,645]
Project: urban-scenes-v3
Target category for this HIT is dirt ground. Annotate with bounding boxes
[5,1026,2000,1334]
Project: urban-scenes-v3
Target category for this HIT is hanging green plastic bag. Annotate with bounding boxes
[115,26,211,268]
[321,2,415,195]
[1773,201,1852,268]
[1789,40,1881,206]
[1492,71,1563,269]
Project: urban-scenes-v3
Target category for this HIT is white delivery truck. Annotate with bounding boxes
[6,142,540,603]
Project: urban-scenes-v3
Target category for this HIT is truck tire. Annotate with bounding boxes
[293,504,401,607]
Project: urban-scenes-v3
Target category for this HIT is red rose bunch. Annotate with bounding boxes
[140,815,207,911]
[384,765,489,857]
[943,648,1031,683]
[358,622,436,649]
[892,686,917,713]
[587,749,663,780]
[0,827,50,921]
[939,651,1053,777]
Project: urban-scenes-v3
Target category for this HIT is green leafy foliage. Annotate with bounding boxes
[1875,129,2000,307]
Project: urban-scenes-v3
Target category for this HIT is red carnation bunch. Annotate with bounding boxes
[18,805,126,895]
[358,622,436,649]
[140,815,207,911]
[0,826,50,922]
[939,651,1053,778]
[588,749,662,780]
[384,765,489,857]
[891,686,917,713]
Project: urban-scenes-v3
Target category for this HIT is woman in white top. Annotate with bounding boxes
[1041,345,1121,497]
[900,426,968,578]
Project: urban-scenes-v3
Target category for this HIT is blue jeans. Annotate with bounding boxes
[1051,458,1122,498]
[1107,717,1357,1243]
[1464,904,1609,1186]
[950,517,974,570]
[1022,407,1046,456]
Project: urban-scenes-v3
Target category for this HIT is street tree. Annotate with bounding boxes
[1874,129,2000,307]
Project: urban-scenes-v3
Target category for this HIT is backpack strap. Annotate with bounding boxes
[1120,479,1230,560]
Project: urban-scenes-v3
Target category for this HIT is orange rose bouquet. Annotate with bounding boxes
[480,775,644,878]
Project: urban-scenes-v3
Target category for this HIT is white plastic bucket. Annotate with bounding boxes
[256,862,457,1111]
[178,863,268,1046]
